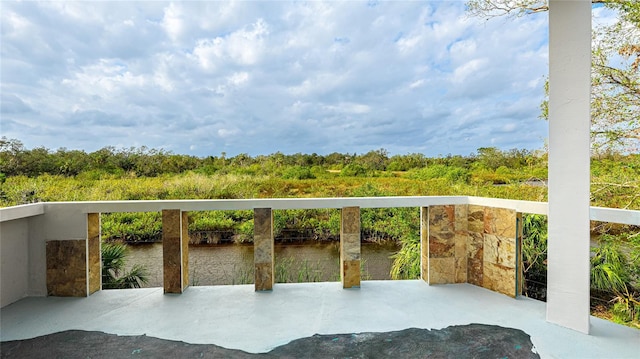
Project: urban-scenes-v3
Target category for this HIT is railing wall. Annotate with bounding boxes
[1,197,639,309]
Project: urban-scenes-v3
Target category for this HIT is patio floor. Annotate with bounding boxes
[1,281,638,358]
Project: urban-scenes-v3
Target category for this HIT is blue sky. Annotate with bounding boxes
[0,1,610,157]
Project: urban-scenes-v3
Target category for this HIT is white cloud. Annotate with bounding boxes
[323,102,371,115]
[162,2,185,42]
[190,18,269,72]
[218,128,239,138]
[451,58,489,84]
[1,1,552,156]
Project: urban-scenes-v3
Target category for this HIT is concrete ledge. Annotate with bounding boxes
[0,203,44,222]
[3,199,640,226]
[591,206,640,226]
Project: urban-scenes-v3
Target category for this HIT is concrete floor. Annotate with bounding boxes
[1,281,638,358]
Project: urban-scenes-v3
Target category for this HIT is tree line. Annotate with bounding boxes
[0,137,546,179]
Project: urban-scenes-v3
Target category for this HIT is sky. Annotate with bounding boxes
[0,1,610,157]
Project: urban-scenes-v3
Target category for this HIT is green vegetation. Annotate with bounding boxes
[590,233,640,328]
[521,214,548,301]
[520,215,640,328]
[466,0,640,153]
[101,242,148,289]
[1,138,639,327]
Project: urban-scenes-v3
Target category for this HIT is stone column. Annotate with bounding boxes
[516,212,524,296]
[340,206,360,288]
[181,211,190,289]
[162,209,189,294]
[87,213,101,295]
[482,207,517,297]
[547,0,591,334]
[254,208,274,291]
[427,205,456,285]
[420,207,429,283]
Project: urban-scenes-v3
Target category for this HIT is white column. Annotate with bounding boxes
[547,0,592,333]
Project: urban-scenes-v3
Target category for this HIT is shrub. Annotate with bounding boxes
[102,242,148,289]
[340,164,369,177]
[281,166,315,180]
[408,164,470,183]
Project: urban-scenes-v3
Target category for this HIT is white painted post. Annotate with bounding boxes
[547,0,592,333]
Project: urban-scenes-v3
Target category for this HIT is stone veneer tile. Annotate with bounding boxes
[87,213,101,295]
[421,249,429,282]
[468,205,485,233]
[341,206,360,234]
[429,257,455,284]
[163,209,187,294]
[498,235,516,268]
[455,257,467,283]
[484,207,516,237]
[341,207,360,289]
[342,260,361,288]
[454,232,467,283]
[253,208,274,264]
[429,233,455,258]
[255,262,274,291]
[483,234,500,264]
[483,262,516,298]
[181,211,190,290]
[420,207,429,282]
[254,208,274,291]
[454,233,467,258]
[429,205,455,233]
[454,205,468,232]
[467,258,483,286]
[429,205,457,258]
[466,232,484,260]
[516,212,524,295]
[341,233,361,261]
[254,208,273,238]
[483,234,516,268]
[47,240,87,297]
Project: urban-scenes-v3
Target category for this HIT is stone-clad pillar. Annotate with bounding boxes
[420,207,429,283]
[427,205,471,286]
[340,206,361,288]
[162,209,189,294]
[87,213,101,294]
[181,211,190,290]
[516,212,524,297]
[254,208,274,291]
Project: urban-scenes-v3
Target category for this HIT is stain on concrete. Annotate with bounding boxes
[1,324,539,358]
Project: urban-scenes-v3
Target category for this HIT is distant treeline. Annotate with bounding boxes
[0,137,547,179]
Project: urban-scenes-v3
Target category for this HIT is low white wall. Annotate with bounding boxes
[1,217,31,307]
[0,203,88,307]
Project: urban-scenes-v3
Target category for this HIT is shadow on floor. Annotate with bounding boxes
[1,323,538,358]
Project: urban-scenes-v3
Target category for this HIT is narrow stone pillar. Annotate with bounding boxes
[181,211,190,289]
[427,205,456,285]
[340,206,360,288]
[547,0,591,333]
[162,209,189,294]
[420,207,429,283]
[87,213,101,294]
[516,213,524,297]
[254,208,274,291]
